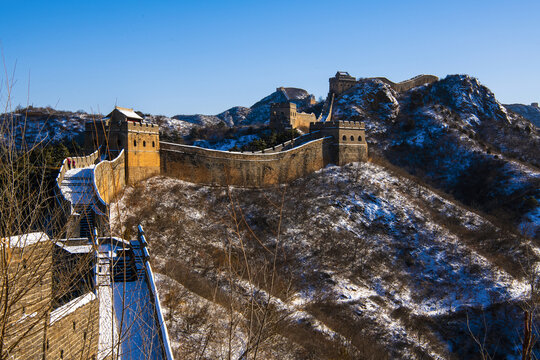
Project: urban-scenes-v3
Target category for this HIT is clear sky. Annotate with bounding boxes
[1,0,539,116]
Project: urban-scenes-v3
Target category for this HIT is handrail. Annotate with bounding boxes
[137,225,174,360]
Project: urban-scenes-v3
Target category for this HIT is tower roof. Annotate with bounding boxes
[105,106,143,121]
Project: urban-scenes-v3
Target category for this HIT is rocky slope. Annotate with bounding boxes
[112,162,539,359]
[333,75,539,237]
[505,103,540,128]
[1,107,96,147]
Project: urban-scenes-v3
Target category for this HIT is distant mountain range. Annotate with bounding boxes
[504,103,540,128]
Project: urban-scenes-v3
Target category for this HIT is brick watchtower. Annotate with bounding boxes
[309,119,368,165]
[84,106,160,185]
[329,71,358,97]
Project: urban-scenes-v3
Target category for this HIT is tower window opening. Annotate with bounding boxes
[152,141,155,147]
[342,135,346,141]
[350,135,354,141]
[134,140,137,147]
[143,141,146,147]
[358,136,362,141]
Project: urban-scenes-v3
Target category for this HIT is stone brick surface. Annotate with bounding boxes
[1,239,99,360]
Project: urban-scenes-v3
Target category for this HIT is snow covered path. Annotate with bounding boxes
[59,165,97,206]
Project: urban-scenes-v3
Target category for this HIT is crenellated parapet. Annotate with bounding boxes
[309,120,368,165]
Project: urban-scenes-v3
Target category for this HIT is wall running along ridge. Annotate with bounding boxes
[160,138,333,187]
[160,120,368,187]
[371,74,439,92]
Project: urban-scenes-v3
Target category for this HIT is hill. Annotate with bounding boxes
[112,162,538,359]
[505,103,540,128]
[333,75,539,237]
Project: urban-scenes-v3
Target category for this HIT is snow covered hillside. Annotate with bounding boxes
[505,103,540,128]
[112,162,539,359]
[1,107,96,147]
[333,75,540,238]
[169,87,317,131]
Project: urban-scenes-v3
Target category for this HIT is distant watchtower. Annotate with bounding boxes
[84,106,160,185]
[329,71,357,97]
[269,102,316,133]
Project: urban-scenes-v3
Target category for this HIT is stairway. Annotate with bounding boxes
[97,252,112,286]
[112,253,137,282]
[129,240,146,280]
[59,166,99,238]
[318,93,335,122]
[96,246,138,285]
[60,167,96,205]
[78,207,94,238]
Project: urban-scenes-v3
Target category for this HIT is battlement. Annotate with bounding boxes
[310,120,366,130]
[125,121,160,133]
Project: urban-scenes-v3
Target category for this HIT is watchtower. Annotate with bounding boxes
[84,106,160,185]
[329,71,357,97]
[269,102,296,131]
[269,102,316,133]
[309,119,368,165]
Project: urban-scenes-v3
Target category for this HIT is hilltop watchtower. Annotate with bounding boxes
[84,106,160,184]
[329,71,357,97]
[269,102,316,133]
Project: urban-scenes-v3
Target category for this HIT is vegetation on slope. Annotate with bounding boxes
[113,161,539,359]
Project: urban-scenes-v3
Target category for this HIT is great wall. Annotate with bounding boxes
[3,71,438,359]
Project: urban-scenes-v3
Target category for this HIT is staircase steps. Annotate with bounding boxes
[130,240,146,280]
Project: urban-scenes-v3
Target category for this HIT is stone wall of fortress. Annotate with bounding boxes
[94,149,126,204]
[1,237,99,359]
[293,112,317,132]
[160,138,333,187]
[46,296,99,360]
[371,74,439,92]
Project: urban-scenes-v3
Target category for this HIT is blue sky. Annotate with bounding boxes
[1,0,539,116]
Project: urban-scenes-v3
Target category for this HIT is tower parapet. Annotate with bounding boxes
[309,119,368,165]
